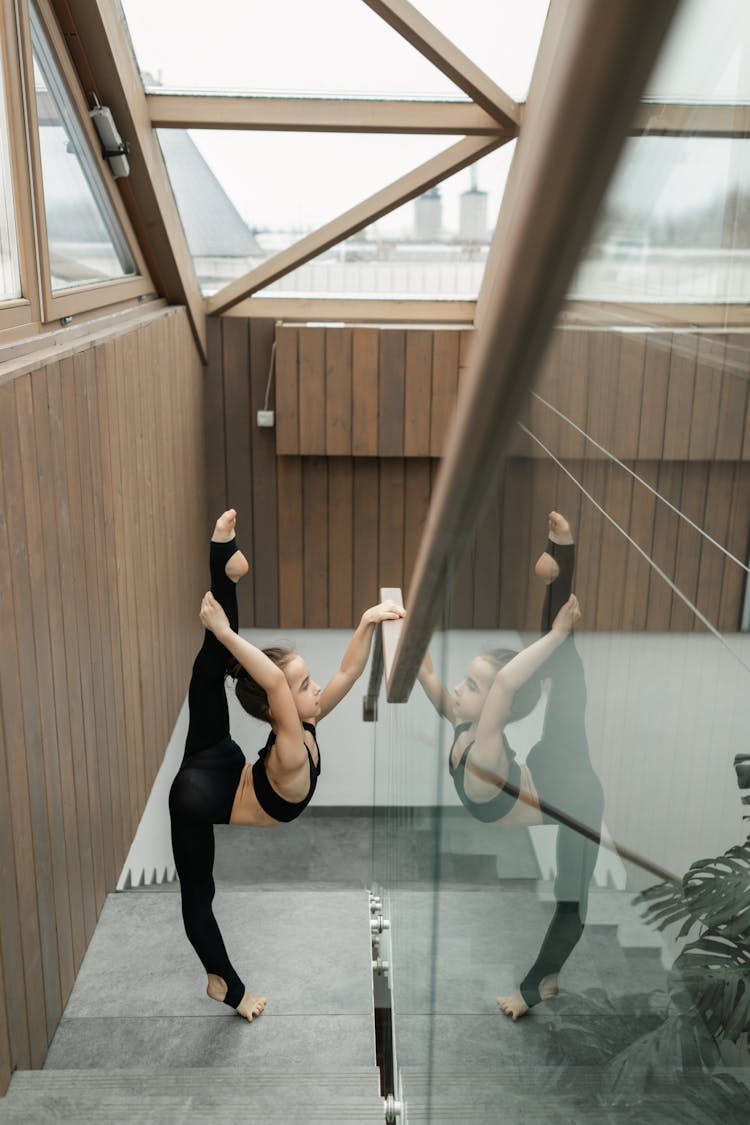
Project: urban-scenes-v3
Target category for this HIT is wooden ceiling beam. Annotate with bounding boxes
[206,133,504,316]
[361,0,520,130]
[53,0,206,358]
[146,94,506,135]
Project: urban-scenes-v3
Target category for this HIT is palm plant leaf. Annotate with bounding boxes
[636,839,750,940]
[673,934,750,1043]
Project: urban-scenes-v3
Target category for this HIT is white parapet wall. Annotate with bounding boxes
[119,627,750,893]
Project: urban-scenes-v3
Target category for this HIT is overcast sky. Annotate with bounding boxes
[119,0,750,232]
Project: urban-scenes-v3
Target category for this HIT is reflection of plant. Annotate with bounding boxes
[544,755,750,1118]
[635,753,750,1051]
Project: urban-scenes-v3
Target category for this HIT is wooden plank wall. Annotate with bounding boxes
[209,319,750,634]
[0,306,206,1092]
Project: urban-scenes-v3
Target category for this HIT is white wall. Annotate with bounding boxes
[121,628,749,891]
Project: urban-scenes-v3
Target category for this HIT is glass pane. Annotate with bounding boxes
[31,4,136,291]
[157,129,454,296]
[414,0,550,101]
[254,144,514,300]
[122,0,467,99]
[0,39,21,300]
[645,0,750,104]
[372,327,750,1115]
[572,136,750,303]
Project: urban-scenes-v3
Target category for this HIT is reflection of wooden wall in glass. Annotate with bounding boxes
[210,318,750,633]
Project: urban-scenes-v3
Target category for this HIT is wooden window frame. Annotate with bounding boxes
[0,0,40,333]
[16,0,153,325]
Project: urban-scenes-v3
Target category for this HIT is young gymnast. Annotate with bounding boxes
[169,509,404,1023]
[418,511,604,1019]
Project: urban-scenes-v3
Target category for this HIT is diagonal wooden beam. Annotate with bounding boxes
[206,134,504,316]
[387,0,678,702]
[53,0,206,359]
[361,0,520,130]
[147,94,505,136]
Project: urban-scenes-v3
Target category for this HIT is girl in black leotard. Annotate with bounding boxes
[418,511,604,1019]
[169,510,403,1023]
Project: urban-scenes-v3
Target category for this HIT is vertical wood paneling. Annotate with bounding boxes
[277,457,304,627]
[0,307,206,1092]
[670,463,709,631]
[663,337,697,461]
[716,336,748,461]
[30,365,82,991]
[353,459,380,614]
[404,331,432,456]
[204,316,228,517]
[430,331,459,456]
[328,459,353,627]
[0,383,42,1070]
[325,327,352,456]
[718,460,750,629]
[303,458,329,627]
[403,460,431,602]
[352,328,379,457]
[378,459,405,592]
[74,347,115,892]
[638,334,671,460]
[378,330,405,458]
[647,462,684,629]
[696,462,735,630]
[298,327,326,455]
[222,318,254,623]
[250,319,279,626]
[14,375,67,1039]
[274,325,299,455]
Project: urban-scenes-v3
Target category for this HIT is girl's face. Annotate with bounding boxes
[283,655,322,721]
[453,656,496,723]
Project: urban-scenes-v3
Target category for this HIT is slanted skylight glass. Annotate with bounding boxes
[644,0,750,103]
[31,2,136,290]
[253,144,514,301]
[413,0,550,102]
[122,0,469,99]
[0,42,21,301]
[572,135,750,304]
[157,129,454,295]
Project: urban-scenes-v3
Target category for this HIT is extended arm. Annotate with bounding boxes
[473,596,580,776]
[418,650,457,723]
[199,591,300,739]
[317,600,405,721]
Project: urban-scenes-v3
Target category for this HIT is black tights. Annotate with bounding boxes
[520,538,604,1007]
[168,538,246,1009]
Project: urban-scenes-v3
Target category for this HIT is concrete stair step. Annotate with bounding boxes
[399,1066,749,1123]
[0,1068,384,1124]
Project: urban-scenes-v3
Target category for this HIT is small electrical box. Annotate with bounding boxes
[257,410,275,428]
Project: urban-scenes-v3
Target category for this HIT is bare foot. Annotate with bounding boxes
[211,509,249,583]
[206,974,266,1022]
[548,510,573,545]
[538,973,559,1001]
[497,990,529,1021]
[497,975,559,1021]
[534,511,574,584]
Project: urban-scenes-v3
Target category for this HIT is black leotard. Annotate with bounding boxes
[449,723,522,823]
[251,722,321,822]
[169,536,320,1011]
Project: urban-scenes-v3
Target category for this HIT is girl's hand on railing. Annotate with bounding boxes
[362,600,405,626]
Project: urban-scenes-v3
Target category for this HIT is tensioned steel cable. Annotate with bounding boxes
[518,421,750,677]
[530,390,750,574]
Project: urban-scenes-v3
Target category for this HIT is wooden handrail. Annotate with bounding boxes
[363,588,404,722]
[385,0,679,703]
